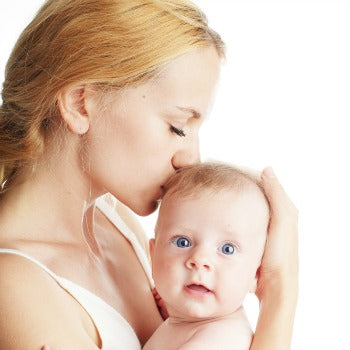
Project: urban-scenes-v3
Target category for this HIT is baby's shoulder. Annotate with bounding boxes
[143,320,173,350]
[185,315,252,350]
[201,314,252,336]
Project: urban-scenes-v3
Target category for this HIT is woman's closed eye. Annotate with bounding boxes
[170,125,186,137]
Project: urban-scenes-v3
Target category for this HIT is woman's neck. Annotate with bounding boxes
[0,139,104,253]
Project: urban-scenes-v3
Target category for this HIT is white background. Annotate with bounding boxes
[1,1,350,348]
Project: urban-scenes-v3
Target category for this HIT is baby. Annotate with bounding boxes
[144,162,270,350]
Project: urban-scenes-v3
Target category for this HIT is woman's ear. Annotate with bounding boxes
[57,85,91,135]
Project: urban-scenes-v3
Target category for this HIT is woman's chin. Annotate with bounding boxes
[131,199,160,217]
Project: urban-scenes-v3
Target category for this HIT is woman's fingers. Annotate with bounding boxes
[262,167,298,220]
[257,167,299,299]
[152,288,169,320]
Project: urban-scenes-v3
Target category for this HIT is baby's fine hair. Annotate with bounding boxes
[162,162,268,205]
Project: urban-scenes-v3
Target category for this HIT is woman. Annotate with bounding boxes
[0,0,298,349]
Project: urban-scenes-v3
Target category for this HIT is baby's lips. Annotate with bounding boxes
[186,283,212,293]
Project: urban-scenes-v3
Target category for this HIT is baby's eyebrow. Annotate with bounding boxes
[221,227,241,239]
[176,106,202,119]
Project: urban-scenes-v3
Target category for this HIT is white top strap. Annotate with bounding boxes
[0,248,141,350]
[0,248,59,277]
[0,197,153,290]
[95,195,154,288]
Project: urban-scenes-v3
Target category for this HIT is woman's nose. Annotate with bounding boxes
[185,248,212,271]
[172,132,200,170]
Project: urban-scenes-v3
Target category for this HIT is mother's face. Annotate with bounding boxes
[86,46,221,215]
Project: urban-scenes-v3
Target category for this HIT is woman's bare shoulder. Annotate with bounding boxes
[0,254,99,349]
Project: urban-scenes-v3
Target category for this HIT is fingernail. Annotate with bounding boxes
[263,167,276,178]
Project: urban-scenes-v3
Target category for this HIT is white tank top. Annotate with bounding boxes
[0,195,154,350]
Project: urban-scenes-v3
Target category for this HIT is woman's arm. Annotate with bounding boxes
[250,167,299,350]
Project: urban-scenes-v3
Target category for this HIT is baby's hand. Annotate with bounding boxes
[152,288,168,320]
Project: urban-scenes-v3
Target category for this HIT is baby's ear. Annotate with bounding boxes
[149,238,155,260]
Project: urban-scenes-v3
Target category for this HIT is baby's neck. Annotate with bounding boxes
[167,305,246,326]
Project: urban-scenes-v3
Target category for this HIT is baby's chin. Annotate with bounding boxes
[168,301,244,322]
[169,305,225,322]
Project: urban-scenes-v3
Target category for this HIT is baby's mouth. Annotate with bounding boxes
[186,284,212,294]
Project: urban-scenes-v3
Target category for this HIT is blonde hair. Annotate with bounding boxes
[162,162,268,205]
[0,0,225,193]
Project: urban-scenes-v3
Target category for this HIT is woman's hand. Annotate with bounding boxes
[249,167,298,350]
[152,288,169,320]
[257,167,299,301]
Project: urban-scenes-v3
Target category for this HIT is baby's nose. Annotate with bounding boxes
[185,248,212,271]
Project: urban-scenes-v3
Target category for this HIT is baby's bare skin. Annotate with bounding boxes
[145,177,269,350]
[143,307,252,350]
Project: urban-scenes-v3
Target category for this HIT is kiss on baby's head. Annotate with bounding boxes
[150,162,270,320]
[161,162,269,202]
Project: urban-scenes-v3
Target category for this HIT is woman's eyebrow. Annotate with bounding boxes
[176,106,202,119]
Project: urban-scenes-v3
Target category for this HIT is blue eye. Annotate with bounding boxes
[173,236,191,248]
[221,243,235,255]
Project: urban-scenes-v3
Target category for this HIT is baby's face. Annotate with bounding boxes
[150,187,269,320]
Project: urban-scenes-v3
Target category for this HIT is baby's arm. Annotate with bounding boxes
[178,319,252,350]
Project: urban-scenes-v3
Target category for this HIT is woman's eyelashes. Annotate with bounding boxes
[170,125,186,137]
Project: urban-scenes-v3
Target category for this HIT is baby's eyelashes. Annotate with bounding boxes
[172,236,191,248]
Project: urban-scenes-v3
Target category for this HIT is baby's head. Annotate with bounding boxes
[150,162,270,320]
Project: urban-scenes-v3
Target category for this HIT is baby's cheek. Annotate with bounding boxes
[153,262,174,294]
[222,288,247,313]
[219,274,251,308]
